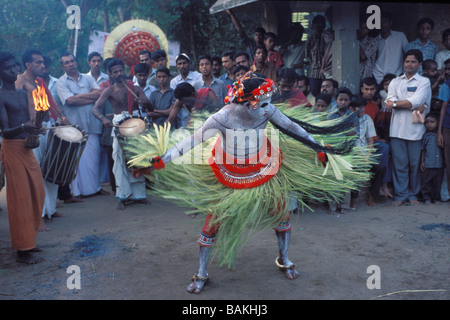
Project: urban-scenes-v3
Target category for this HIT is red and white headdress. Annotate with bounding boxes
[224,72,277,109]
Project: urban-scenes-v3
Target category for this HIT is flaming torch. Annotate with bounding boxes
[26,80,50,149]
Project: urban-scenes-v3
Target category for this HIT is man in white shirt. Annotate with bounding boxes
[170,53,202,89]
[56,52,108,199]
[86,52,109,85]
[386,49,431,206]
[372,12,408,84]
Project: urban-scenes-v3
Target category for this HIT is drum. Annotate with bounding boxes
[114,115,148,167]
[41,125,87,185]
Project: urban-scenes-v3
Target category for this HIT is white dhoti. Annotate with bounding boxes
[70,133,102,197]
[112,113,147,202]
[33,120,59,218]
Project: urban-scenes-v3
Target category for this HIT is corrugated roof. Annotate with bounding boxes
[209,0,259,14]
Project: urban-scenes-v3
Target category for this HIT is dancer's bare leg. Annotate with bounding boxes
[186,246,210,294]
[275,230,299,279]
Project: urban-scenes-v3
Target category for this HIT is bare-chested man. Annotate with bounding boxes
[0,51,46,264]
[93,58,153,210]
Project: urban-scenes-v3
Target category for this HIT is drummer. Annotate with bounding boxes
[16,49,70,231]
[92,58,154,210]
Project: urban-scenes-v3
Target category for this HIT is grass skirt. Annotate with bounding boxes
[124,105,375,267]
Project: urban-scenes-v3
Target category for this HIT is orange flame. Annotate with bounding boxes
[32,80,50,112]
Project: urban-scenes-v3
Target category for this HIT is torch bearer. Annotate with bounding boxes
[25,80,50,149]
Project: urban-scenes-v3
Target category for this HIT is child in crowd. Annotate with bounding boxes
[264,32,285,71]
[314,93,332,113]
[379,73,396,110]
[349,96,386,207]
[328,87,353,121]
[375,73,396,199]
[420,113,444,204]
[422,59,446,114]
[327,88,356,214]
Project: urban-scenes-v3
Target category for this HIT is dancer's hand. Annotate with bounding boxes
[132,167,154,178]
[317,151,328,167]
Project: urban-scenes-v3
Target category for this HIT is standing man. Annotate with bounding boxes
[146,66,176,127]
[211,55,222,79]
[134,63,157,100]
[305,15,327,96]
[219,50,235,88]
[148,49,174,89]
[405,18,439,75]
[226,9,265,63]
[15,49,69,231]
[170,53,202,89]
[372,12,408,84]
[320,79,338,111]
[250,45,278,83]
[0,51,46,264]
[193,55,227,106]
[386,49,431,206]
[92,58,152,210]
[56,52,108,199]
[87,52,109,85]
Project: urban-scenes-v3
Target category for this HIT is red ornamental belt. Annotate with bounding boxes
[208,137,282,189]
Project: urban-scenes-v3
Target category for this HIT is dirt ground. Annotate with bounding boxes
[0,184,449,302]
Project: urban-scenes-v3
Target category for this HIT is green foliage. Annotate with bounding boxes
[0,0,262,76]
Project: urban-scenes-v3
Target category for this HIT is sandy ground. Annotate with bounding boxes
[0,183,449,302]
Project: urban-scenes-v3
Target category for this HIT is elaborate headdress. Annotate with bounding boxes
[224,71,277,109]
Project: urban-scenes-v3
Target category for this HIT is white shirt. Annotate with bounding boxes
[170,71,202,89]
[134,83,157,100]
[435,49,450,70]
[387,73,431,141]
[87,70,109,85]
[373,30,408,83]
